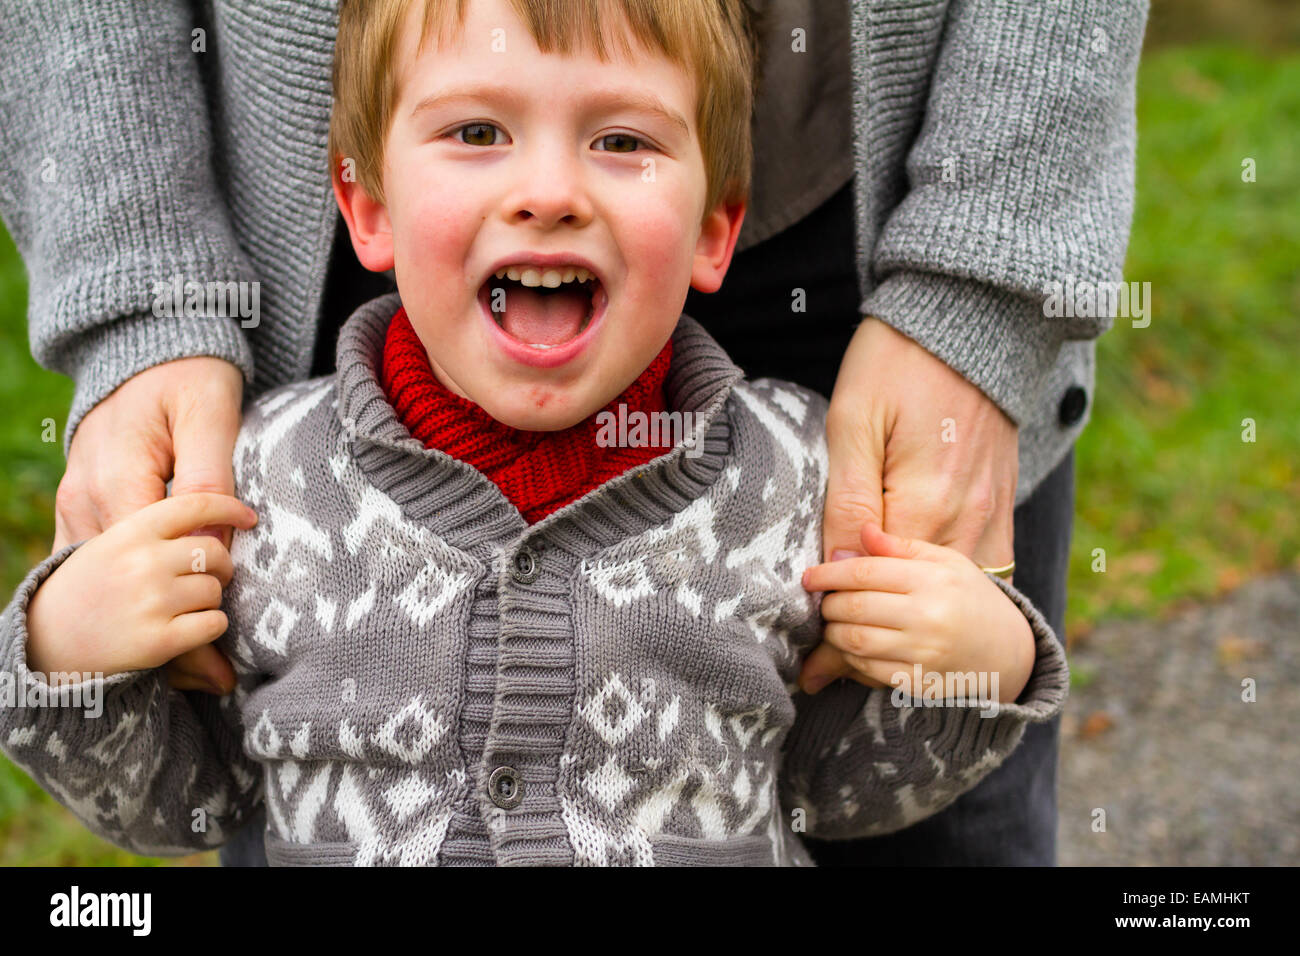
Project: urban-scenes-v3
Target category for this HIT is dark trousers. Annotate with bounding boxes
[220,180,1074,866]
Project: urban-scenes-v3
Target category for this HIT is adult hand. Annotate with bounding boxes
[801,316,1019,694]
[53,356,246,694]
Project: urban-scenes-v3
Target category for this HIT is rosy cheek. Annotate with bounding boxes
[617,201,693,289]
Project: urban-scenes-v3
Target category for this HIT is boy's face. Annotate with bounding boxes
[336,0,746,431]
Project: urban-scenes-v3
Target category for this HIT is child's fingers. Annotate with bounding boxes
[165,536,235,587]
[842,654,915,690]
[162,609,230,658]
[801,555,917,594]
[143,492,258,541]
[819,589,911,629]
[165,645,237,696]
[166,573,226,617]
[857,522,966,567]
[800,641,884,693]
[824,621,908,661]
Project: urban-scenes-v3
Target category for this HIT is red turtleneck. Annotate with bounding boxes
[379,307,674,524]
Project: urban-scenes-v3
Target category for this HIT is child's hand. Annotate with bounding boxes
[25,493,258,679]
[800,523,1034,703]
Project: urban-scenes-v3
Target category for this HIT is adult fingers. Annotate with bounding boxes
[822,398,888,565]
[53,424,169,552]
[169,360,245,548]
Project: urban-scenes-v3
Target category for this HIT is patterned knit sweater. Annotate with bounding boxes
[0,293,1069,866]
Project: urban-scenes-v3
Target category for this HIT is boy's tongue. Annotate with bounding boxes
[500,286,588,345]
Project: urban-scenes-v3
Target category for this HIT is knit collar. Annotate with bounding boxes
[334,292,743,563]
[379,306,674,524]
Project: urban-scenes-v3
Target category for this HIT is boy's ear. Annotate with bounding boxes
[690,197,747,294]
[332,157,396,272]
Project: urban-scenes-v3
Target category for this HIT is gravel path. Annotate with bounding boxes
[1057,571,1300,865]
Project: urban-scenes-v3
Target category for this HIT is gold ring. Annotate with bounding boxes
[980,560,1016,578]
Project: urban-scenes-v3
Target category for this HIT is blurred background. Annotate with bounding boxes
[1,0,1297,865]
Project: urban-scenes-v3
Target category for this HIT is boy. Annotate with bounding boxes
[0,0,1066,865]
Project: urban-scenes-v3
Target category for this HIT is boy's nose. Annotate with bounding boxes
[506,146,594,229]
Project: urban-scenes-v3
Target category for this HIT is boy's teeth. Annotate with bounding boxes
[492,265,598,287]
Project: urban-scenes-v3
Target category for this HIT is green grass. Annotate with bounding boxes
[0,43,1297,864]
[1068,45,1300,634]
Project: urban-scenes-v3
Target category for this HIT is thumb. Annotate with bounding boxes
[858,521,961,566]
[798,641,856,694]
[822,417,885,564]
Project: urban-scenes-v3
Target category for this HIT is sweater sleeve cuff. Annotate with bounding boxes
[982,573,1070,723]
[0,543,162,735]
[58,311,257,458]
[860,271,1069,428]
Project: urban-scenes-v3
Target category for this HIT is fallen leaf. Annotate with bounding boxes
[1080,711,1114,739]
[1216,566,1244,593]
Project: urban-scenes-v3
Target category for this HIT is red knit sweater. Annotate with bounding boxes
[380,307,674,524]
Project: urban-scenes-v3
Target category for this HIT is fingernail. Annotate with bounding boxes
[206,680,229,695]
[830,549,858,562]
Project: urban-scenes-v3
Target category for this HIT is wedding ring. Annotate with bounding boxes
[980,560,1016,579]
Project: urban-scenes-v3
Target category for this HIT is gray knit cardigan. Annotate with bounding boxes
[0,295,1069,866]
[0,0,1146,504]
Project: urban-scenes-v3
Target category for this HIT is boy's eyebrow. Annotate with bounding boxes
[409,83,690,136]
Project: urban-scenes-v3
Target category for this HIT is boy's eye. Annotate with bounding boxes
[594,133,642,153]
[455,123,504,146]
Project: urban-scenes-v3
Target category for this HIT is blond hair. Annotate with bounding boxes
[329,0,758,218]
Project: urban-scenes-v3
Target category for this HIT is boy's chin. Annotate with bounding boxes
[482,395,600,433]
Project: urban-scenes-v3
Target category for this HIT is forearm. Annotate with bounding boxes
[780,576,1068,839]
[0,1,256,454]
[860,0,1148,425]
[0,546,261,855]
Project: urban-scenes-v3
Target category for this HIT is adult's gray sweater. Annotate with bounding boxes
[0,0,1147,504]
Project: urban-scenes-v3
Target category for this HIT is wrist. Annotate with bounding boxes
[24,580,64,675]
[998,612,1036,703]
[860,271,1065,429]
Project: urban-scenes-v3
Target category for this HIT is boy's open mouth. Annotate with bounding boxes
[479,266,602,349]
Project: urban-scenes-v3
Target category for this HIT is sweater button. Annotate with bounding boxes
[488,766,524,809]
[511,545,539,584]
[1058,385,1087,427]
